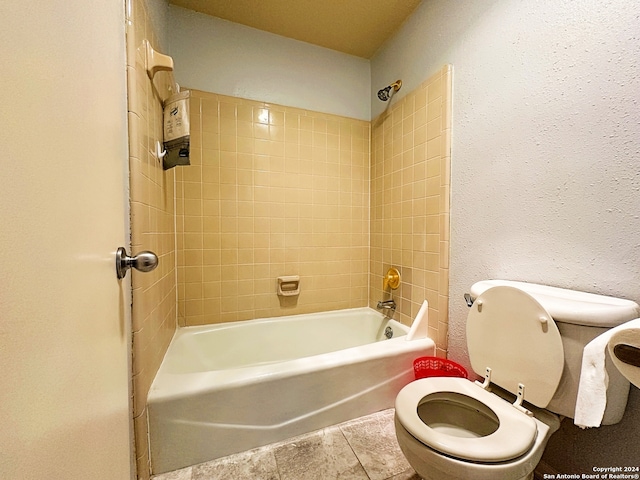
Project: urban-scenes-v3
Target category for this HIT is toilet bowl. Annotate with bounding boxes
[394,281,640,480]
[395,377,560,480]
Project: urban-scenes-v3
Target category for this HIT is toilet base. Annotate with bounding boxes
[394,413,555,480]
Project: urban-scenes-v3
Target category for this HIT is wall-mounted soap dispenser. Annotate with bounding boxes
[162,90,190,170]
[143,39,190,170]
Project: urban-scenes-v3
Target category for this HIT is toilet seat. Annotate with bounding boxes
[395,377,538,463]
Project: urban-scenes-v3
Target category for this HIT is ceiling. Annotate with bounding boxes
[169,0,423,59]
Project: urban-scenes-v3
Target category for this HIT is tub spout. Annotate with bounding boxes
[377,299,396,310]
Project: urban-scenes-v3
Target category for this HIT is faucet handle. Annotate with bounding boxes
[383,267,401,291]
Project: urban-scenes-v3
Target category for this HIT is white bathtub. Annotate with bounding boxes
[147,307,435,474]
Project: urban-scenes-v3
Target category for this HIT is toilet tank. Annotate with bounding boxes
[469,280,640,425]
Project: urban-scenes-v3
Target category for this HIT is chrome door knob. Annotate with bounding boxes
[116,247,158,279]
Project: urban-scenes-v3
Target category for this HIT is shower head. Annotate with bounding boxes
[377,86,392,101]
[377,80,402,101]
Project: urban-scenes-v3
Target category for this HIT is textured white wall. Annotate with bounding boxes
[167,6,371,120]
[148,0,170,51]
[373,0,640,377]
[372,0,640,472]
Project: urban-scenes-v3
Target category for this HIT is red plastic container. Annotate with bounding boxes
[413,356,468,380]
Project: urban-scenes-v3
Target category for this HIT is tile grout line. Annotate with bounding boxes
[338,423,374,480]
[271,446,284,480]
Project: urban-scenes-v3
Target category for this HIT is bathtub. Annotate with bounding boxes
[147,307,435,474]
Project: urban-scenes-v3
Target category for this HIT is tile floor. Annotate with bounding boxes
[151,409,421,480]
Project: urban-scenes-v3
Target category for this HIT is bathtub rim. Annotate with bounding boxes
[170,306,394,337]
[148,307,435,403]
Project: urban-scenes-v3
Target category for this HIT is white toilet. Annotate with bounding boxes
[395,280,640,480]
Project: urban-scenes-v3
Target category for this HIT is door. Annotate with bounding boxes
[0,1,133,479]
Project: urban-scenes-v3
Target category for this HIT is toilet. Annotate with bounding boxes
[394,280,640,480]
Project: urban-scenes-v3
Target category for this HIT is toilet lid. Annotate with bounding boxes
[396,377,538,462]
[467,286,564,407]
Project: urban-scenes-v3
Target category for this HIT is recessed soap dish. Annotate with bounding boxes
[277,276,300,297]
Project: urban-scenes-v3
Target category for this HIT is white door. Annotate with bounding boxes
[0,1,133,479]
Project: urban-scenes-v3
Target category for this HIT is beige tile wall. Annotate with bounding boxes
[369,65,452,357]
[125,61,450,477]
[176,90,370,325]
[126,0,177,478]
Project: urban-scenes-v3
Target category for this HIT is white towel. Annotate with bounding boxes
[574,318,640,428]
